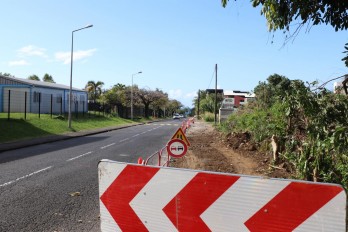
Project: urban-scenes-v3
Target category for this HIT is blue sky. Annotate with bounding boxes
[1,1,347,107]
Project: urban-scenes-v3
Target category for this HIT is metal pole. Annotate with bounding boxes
[50,94,53,118]
[24,91,27,120]
[38,93,41,119]
[214,64,217,126]
[68,31,74,128]
[131,75,133,120]
[131,71,142,120]
[7,90,10,120]
[68,24,93,128]
[197,90,200,120]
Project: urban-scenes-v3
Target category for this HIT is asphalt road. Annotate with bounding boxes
[0,120,181,231]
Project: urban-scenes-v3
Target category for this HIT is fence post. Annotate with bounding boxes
[60,97,62,115]
[7,90,10,120]
[38,93,41,118]
[50,94,53,118]
[83,101,85,117]
[76,101,78,119]
[25,92,27,120]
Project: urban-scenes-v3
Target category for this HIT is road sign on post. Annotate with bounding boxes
[167,139,188,158]
[98,160,346,232]
[171,127,190,146]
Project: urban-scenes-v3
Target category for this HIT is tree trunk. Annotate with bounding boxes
[144,104,150,118]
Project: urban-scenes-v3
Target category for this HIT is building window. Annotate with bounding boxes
[33,91,41,103]
[56,94,62,103]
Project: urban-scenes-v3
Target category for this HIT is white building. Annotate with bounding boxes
[0,75,88,114]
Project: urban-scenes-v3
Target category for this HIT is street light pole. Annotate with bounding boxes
[131,71,142,120]
[68,24,93,128]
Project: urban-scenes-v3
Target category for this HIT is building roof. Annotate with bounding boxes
[224,90,255,98]
[0,75,85,92]
[206,89,224,94]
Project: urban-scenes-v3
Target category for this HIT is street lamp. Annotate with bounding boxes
[68,24,93,128]
[131,71,142,120]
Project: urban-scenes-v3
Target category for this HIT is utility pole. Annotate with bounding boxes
[197,90,200,120]
[214,64,217,126]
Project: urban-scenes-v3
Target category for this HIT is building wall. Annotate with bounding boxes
[1,85,88,114]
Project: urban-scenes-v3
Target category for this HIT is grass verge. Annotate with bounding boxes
[0,113,148,143]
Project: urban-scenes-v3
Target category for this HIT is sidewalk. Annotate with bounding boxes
[0,122,148,153]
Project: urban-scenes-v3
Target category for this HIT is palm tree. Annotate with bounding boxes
[85,80,104,102]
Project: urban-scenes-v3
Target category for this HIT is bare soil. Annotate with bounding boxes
[170,120,292,179]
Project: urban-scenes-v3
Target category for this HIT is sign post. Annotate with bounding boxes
[167,139,188,158]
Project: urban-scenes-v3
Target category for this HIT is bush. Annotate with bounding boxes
[203,112,215,122]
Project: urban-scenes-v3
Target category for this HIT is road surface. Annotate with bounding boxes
[0,120,180,231]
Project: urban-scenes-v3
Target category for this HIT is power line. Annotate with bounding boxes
[207,67,216,89]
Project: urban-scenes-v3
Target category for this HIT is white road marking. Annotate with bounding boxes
[100,143,116,149]
[119,154,130,157]
[0,166,53,188]
[66,151,93,161]
[119,138,129,142]
[132,134,140,137]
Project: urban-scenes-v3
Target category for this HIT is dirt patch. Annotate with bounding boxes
[170,120,292,179]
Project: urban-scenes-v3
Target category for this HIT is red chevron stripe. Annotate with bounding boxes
[163,173,240,231]
[100,165,159,231]
[244,182,343,231]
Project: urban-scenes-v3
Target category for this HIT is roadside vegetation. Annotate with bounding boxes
[219,74,348,191]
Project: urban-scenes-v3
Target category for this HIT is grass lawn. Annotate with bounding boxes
[0,113,149,143]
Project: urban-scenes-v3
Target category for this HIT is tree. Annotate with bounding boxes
[103,83,127,116]
[136,88,167,118]
[85,80,104,103]
[150,89,169,117]
[42,73,55,83]
[0,72,12,77]
[167,99,183,116]
[222,1,348,33]
[254,73,291,107]
[28,74,40,81]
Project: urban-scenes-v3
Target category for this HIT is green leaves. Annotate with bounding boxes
[223,75,348,191]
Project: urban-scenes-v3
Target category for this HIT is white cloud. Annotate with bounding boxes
[55,48,97,64]
[17,45,47,58]
[185,91,197,98]
[168,89,182,99]
[8,60,30,66]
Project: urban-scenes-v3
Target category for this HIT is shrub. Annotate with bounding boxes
[203,112,215,122]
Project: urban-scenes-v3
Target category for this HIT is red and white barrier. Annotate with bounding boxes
[99,161,346,232]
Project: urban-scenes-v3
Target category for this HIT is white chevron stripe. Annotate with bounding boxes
[294,190,346,232]
[99,161,127,232]
[130,168,197,232]
[201,177,290,231]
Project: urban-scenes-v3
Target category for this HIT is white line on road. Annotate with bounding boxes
[100,143,115,149]
[132,134,140,137]
[66,151,93,161]
[119,138,129,142]
[0,166,53,188]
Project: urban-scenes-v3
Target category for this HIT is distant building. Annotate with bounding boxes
[0,75,87,114]
[223,90,255,107]
[219,90,255,123]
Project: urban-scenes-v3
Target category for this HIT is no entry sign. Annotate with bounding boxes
[98,160,346,232]
[167,139,187,158]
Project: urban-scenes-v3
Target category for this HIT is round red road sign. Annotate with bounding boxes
[167,139,188,158]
